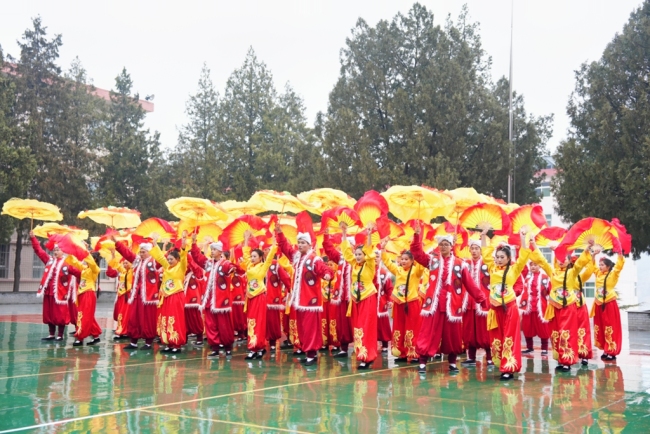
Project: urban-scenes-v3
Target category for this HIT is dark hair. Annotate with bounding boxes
[90,251,102,265]
[561,261,575,307]
[401,250,414,261]
[223,251,231,259]
[322,255,329,262]
[500,263,510,312]
[355,244,364,252]
[168,249,181,260]
[252,249,264,259]
[496,245,512,259]
[600,257,614,270]
[601,257,615,311]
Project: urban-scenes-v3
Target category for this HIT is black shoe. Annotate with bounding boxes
[604,355,617,361]
[319,346,329,352]
[73,340,83,347]
[270,346,276,351]
[331,347,339,352]
[255,350,266,359]
[208,351,219,358]
[304,357,316,366]
[410,359,420,364]
[522,348,534,354]
[87,338,100,346]
[55,336,63,341]
[124,343,138,350]
[560,365,571,372]
[153,337,161,343]
[41,336,55,341]
[170,348,181,354]
[487,360,495,366]
[581,359,589,366]
[139,344,152,351]
[448,364,459,373]
[418,364,426,373]
[461,359,476,367]
[541,351,548,356]
[358,362,371,370]
[394,357,408,363]
[500,373,513,381]
[194,341,204,347]
[333,350,348,358]
[69,331,76,336]
[434,354,442,360]
[161,347,171,353]
[225,350,232,357]
[245,351,255,360]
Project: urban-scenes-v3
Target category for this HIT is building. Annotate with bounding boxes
[535,156,639,307]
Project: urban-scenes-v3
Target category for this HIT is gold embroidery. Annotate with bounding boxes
[392,330,402,357]
[248,318,257,348]
[405,330,417,359]
[551,330,560,360]
[594,325,601,349]
[329,320,337,344]
[116,313,123,334]
[558,330,575,362]
[289,319,300,346]
[604,326,617,353]
[577,327,587,357]
[502,337,518,370]
[167,317,179,344]
[354,328,368,359]
[491,338,502,368]
[321,318,328,344]
[76,311,83,336]
[158,316,167,342]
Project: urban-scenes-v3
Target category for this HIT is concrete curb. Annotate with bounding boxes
[0,291,116,305]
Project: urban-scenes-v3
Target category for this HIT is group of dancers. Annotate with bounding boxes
[28,204,626,382]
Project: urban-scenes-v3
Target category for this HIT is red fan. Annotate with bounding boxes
[354,190,389,228]
[219,215,270,250]
[321,206,362,233]
[428,221,469,249]
[46,233,88,261]
[534,227,567,248]
[554,218,621,262]
[609,218,632,255]
[508,204,547,235]
[134,217,175,241]
[295,211,316,247]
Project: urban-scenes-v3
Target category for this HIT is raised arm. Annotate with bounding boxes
[339,237,356,266]
[187,253,204,279]
[242,246,252,269]
[380,251,400,276]
[277,261,292,288]
[190,243,208,269]
[322,233,342,263]
[30,235,50,264]
[149,245,170,270]
[410,231,431,268]
[460,265,486,304]
[260,245,279,275]
[528,241,553,277]
[275,230,297,259]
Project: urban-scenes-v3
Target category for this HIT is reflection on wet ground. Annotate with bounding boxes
[0,307,649,433]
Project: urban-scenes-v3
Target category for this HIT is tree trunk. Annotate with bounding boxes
[12,222,24,293]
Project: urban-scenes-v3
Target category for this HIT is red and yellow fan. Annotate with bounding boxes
[534,227,567,248]
[46,233,88,261]
[609,218,632,255]
[33,223,89,243]
[353,190,389,228]
[264,214,299,245]
[458,203,511,235]
[219,215,270,250]
[508,204,547,236]
[134,217,176,242]
[194,223,223,245]
[428,221,469,250]
[554,218,621,262]
[295,211,316,248]
[455,232,481,259]
[321,206,362,233]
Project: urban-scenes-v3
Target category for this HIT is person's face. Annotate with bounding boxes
[495,251,509,267]
[561,258,571,269]
[124,262,132,270]
[599,260,609,273]
[470,244,481,260]
[251,251,262,264]
[210,248,221,260]
[167,255,178,267]
[530,263,540,274]
[297,240,310,254]
[52,246,63,259]
[439,241,452,257]
[328,260,337,269]
[139,249,149,260]
[354,248,365,264]
[400,254,413,268]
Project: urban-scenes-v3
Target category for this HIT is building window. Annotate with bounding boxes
[540,247,552,263]
[584,282,595,298]
[99,258,108,280]
[0,244,9,278]
[545,214,552,226]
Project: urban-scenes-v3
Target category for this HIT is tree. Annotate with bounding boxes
[553,1,650,257]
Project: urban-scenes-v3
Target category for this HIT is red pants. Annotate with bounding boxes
[232,303,247,334]
[127,294,158,341]
[377,314,392,343]
[488,303,521,374]
[351,294,378,363]
[157,292,187,348]
[289,308,302,350]
[392,300,422,359]
[416,310,463,358]
[333,301,353,350]
[463,309,491,350]
[321,300,331,346]
[549,304,579,366]
[184,307,205,337]
[296,309,322,354]
[594,301,622,356]
[74,291,102,340]
[246,295,267,351]
[68,296,78,327]
[114,294,130,336]
[521,311,551,339]
[576,303,593,359]
[205,310,234,350]
[266,307,283,343]
[42,294,70,327]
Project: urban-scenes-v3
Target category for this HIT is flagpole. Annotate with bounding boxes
[508,0,515,203]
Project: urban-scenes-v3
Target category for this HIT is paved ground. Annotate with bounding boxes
[0,304,649,433]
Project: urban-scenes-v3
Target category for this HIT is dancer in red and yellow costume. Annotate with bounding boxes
[529,239,595,371]
[379,244,425,363]
[30,231,73,341]
[265,248,292,352]
[66,251,103,346]
[275,226,333,366]
[115,237,161,351]
[320,258,334,352]
[587,254,625,361]
[480,229,531,381]
[322,232,354,358]
[520,261,551,355]
[149,232,189,354]
[230,256,248,341]
[190,237,237,358]
[340,225,378,369]
[461,238,493,367]
[242,231,278,360]
[375,256,393,354]
[183,253,206,346]
[411,223,487,375]
[106,252,132,339]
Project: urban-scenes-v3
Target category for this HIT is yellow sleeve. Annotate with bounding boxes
[381,251,400,276]
[260,245,279,275]
[511,248,531,280]
[580,258,596,282]
[612,255,625,279]
[529,247,553,277]
[242,246,252,268]
[179,245,188,275]
[279,255,293,274]
[149,245,170,270]
[86,254,101,277]
[340,238,355,266]
[65,254,83,269]
[573,248,592,275]
[363,243,375,271]
[482,245,495,269]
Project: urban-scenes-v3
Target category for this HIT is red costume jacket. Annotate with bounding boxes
[190,244,237,313]
[184,254,205,308]
[322,233,351,306]
[115,241,160,306]
[266,259,292,310]
[466,257,491,317]
[519,270,550,322]
[32,236,74,305]
[375,266,393,317]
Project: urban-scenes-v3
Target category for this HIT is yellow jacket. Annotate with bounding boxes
[482,245,531,307]
[150,244,188,306]
[66,254,101,295]
[341,238,377,302]
[243,245,278,299]
[588,256,625,316]
[381,251,424,304]
[108,257,133,296]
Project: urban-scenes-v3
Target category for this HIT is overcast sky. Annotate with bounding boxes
[0,0,643,153]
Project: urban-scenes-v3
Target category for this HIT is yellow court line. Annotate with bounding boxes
[552,391,645,430]
[139,409,313,434]
[250,393,563,433]
[0,361,441,433]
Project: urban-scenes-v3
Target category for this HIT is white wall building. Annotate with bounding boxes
[535,156,639,307]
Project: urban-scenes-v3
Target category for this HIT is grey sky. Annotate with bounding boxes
[0,0,643,153]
